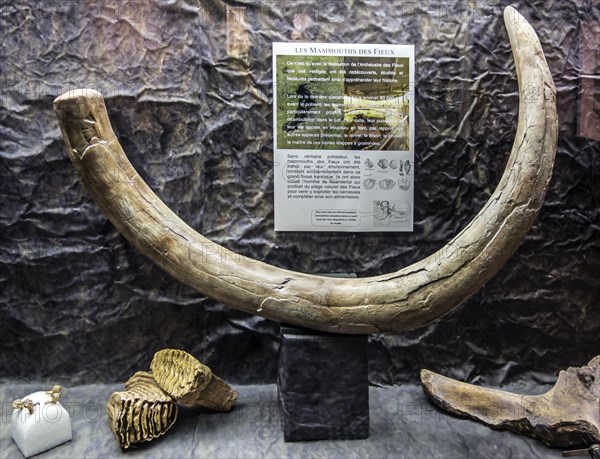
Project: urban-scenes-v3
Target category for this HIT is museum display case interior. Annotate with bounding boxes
[1,1,598,458]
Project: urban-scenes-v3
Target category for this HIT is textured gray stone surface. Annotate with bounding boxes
[0,382,563,459]
[0,0,598,388]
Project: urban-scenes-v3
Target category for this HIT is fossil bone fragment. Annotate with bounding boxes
[107,371,178,449]
[53,7,557,334]
[420,356,600,448]
[151,349,237,412]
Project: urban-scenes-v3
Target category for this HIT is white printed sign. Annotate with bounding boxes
[273,42,415,232]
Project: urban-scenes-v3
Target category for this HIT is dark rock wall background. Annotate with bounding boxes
[1,0,598,386]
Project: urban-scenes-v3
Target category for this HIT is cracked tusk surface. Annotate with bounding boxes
[53,7,557,334]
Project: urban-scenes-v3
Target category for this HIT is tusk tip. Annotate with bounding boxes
[503,6,523,27]
[419,369,440,386]
[53,89,113,160]
[54,89,104,106]
[419,369,431,380]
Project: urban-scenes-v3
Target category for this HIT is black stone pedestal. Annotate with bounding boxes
[277,326,369,442]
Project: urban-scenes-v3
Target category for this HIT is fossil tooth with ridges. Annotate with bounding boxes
[107,371,178,449]
[151,349,237,412]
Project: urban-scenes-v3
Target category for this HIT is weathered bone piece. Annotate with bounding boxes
[420,356,600,447]
[107,371,178,449]
[151,349,238,412]
[52,7,557,333]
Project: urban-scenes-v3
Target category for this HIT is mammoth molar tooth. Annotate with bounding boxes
[107,371,178,449]
[151,349,238,412]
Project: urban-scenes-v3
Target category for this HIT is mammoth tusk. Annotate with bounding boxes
[53,7,557,334]
[420,356,600,447]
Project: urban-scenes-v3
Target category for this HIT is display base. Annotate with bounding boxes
[277,326,369,442]
[11,391,72,458]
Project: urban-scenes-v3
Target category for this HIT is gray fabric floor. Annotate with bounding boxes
[1,383,563,459]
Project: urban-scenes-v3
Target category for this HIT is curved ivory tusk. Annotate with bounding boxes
[53,7,557,334]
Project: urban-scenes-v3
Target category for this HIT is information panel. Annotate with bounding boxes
[273,42,415,232]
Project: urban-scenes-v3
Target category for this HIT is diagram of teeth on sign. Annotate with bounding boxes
[310,153,413,230]
[362,156,412,192]
[398,159,412,190]
[308,153,413,230]
[371,200,411,227]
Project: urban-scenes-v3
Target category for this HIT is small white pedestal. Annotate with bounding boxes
[11,391,72,458]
